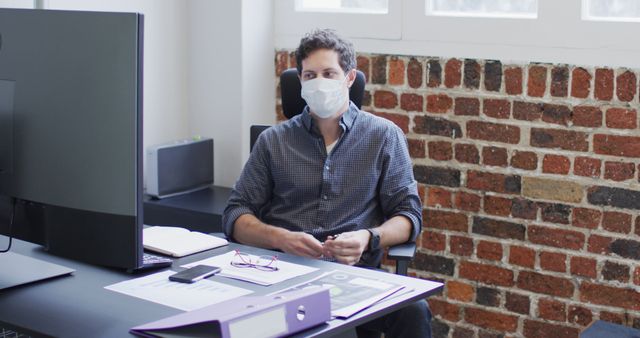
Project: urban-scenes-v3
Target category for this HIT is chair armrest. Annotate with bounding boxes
[387,242,416,276]
[387,242,416,261]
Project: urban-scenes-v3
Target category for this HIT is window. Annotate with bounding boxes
[296,0,388,14]
[583,0,640,22]
[426,0,537,18]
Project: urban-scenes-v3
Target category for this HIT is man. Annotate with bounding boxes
[223,29,431,338]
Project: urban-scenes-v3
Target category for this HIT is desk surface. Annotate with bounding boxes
[1,238,442,338]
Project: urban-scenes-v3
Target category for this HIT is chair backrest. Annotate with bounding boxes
[280,68,366,119]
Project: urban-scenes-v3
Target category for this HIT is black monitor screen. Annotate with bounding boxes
[0,8,144,269]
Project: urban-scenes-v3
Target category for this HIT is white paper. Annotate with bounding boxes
[143,226,228,257]
[182,251,318,286]
[105,270,253,311]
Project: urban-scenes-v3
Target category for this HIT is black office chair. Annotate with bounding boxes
[250,68,416,276]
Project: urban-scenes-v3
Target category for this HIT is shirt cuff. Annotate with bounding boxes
[222,206,255,241]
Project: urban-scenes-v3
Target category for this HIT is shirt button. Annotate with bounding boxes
[322,195,328,200]
[325,166,330,170]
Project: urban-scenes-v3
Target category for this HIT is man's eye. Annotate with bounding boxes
[303,73,315,80]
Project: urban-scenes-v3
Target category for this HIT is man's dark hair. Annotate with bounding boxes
[295,29,356,75]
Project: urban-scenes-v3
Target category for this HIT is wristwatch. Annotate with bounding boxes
[366,228,381,252]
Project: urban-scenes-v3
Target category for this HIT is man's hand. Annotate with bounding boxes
[277,231,324,258]
[322,230,370,265]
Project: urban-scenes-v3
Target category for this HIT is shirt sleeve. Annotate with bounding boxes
[377,125,422,242]
[222,132,274,241]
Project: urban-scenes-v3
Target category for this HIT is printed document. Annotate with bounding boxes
[273,270,407,318]
[182,251,318,286]
[105,270,253,311]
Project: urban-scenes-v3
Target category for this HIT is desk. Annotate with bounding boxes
[143,185,231,233]
[0,238,442,338]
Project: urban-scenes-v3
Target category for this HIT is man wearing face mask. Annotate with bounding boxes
[223,29,431,338]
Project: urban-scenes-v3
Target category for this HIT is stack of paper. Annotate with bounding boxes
[143,226,228,257]
[182,251,318,286]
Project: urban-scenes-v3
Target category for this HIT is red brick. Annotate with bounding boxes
[454,143,479,164]
[446,280,474,302]
[523,320,580,338]
[400,93,423,112]
[477,241,503,261]
[408,138,425,158]
[426,187,452,208]
[372,112,408,133]
[473,217,525,240]
[505,67,523,95]
[551,66,569,97]
[528,225,585,250]
[444,59,462,88]
[538,298,566,321]
[572,208,601,229]
[426,94,453,113]
[637,216,640,236]
[574,157,601,178]
[573,106,603,127]
[542,103,572,126]
[634,266,640,286]
[568,305,593,326]
[454,191,481,212]
[407,57,423,88]
[580,282,640,311]
[513,101,542,121]
[517,271,574,297]
[602,211,632,233]
[482,146,508,167]
[428,141,453,161]
[511,151,538,170]
[505,292,530,315]
[450,235,473,256]
[388,58,405,85]
[571,67,592,98]
[588,235,613,254]
[468,121,520,144]
[288,51,297,69]
[467,171,521,194]
[542,154,571,174]
[571,256,597,278]
[594,134,640,157]
[483,99,511,119]
[509,245,535,268]
[459,261,514,287]
[605,161,635,182]
[356,55,370,83]
[452,327,474,338]
[454,97,480,116]
[511,198,538,220]
[600,311,625,324]
[421,230,446,252]
[539,203,571,224]
[373,90,398,109]
[601,260,630,282]
[424,209,469,232]
[606,108,637,129]
[275,51,288,76]
[531,128,589,152]
[428,298,460,322]
[484,195,512,216]
[540,251,566,272]
[595,68,614,101]
[616,70,637,102]
[371,55,386,84]
[465,307,518,332]
[528,65,547,97]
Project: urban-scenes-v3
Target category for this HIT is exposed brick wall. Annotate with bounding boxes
[275,51,640,337]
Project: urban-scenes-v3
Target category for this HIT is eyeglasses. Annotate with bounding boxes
[231,250,279,272]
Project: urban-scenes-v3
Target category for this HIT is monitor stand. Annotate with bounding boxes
[0,252,74,290]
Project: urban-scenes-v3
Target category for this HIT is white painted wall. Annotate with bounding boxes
[188,0,275,188]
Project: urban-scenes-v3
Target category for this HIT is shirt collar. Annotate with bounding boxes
[301,101,358,134]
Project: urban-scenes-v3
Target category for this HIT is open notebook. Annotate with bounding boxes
[143,226,228,257]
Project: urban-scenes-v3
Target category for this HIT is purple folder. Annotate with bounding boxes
[130,287,331,338]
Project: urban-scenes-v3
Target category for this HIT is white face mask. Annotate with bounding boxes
[300,76,349,119]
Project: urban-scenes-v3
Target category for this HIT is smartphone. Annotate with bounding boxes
[168,265,221,283]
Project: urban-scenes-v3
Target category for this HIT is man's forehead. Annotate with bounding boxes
[301,49,341,71]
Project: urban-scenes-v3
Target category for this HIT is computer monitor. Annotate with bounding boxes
[0,8,147,270]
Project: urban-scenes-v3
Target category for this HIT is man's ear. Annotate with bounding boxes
[346,69,357,88]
